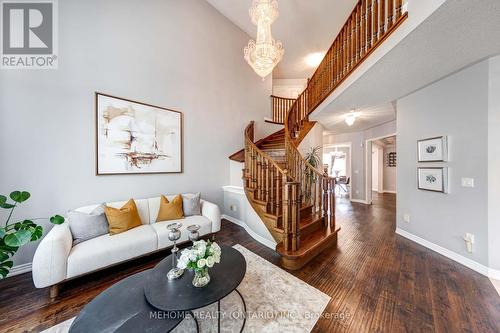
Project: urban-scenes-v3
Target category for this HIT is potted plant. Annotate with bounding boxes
[0,191,64,279]
[304,146,322,199]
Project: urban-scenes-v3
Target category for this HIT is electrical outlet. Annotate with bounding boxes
[461,178,474,188]
[403,214,410,223]
[464,233,475,253]
[230,205,237,212]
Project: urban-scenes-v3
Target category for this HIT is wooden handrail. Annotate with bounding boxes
[270,95,296,125]
[284,93,336,224]
[244,122,300,251]
[278,1,408,228]
[305,0,408,114]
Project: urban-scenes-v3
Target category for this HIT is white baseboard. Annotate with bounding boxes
[395,228,491,277]
[222,214,276,250]
[350,198,368,204]
[489,268,500,280]
[7,262,32,278]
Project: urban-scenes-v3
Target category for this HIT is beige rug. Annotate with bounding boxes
[43,245,330,333]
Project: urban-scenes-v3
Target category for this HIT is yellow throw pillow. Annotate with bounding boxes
[156,194,184,222]
[104,199,142,235]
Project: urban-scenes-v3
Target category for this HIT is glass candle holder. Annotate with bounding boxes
[166,222,184,280]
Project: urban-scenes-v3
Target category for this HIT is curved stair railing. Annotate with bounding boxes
[240,0,408,269]
[244,122,301,251]
[269,95,296,124]
[284,91,336,227]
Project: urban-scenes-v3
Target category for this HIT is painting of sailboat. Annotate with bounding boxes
[96,93,182,175]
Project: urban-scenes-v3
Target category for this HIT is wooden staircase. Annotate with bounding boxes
[229,0,409,269]
[231,117,339,270]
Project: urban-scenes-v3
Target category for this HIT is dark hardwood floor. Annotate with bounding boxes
[1,192,499,332]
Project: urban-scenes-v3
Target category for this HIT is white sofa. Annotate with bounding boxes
[32,195,221,290]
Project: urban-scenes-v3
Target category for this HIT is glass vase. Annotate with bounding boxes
[192,268,210,288]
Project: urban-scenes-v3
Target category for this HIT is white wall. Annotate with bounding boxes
[298,122,325,166]
[397,59,489,266]
[272,79,307,99]
[372,146,379,191]
[0,0,271,266]
[488,55,500,271]
[323,120,396,201]
[383,146,397,193]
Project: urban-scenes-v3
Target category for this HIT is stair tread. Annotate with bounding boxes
[276,225,340,258]
[299,212,323,229]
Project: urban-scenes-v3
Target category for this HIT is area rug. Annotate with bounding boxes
[43,244,330,333]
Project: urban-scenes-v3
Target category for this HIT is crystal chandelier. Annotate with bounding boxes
[244,0,284,79]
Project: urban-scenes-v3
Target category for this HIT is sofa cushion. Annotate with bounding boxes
[106,199,150,225]
[105,199,142,235]
[151,215,212,249]
[66,225,157,279]
[156,195,184,222]
[68,205,109,245]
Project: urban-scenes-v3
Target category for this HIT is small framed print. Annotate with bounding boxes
[417,136,447,162]
[418,167,448,193]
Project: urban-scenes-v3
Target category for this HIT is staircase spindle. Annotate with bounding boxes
[388,0,394,29]
[367,0,372,49]
[374,0,379,44]
[380,0,386,35]
[396,0,402,20]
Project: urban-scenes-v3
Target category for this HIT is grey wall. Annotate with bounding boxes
[324,120,396,201]
[397,60,489,265]
[0,0,271,266]
[383,146,397,193]
[488,55,500,270]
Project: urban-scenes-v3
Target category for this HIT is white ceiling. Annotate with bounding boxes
[373,136,396,147]
[312,0,500,133]
[322,103,396,135]
[206,0,357,79]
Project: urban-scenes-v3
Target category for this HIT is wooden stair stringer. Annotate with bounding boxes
[243,188,284,245]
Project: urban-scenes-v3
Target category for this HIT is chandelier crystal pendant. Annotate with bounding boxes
[244,0,284,79]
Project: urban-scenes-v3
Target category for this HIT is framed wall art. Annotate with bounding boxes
[95,93,183,175]
[417,136,447,162]
[417,167,448,193]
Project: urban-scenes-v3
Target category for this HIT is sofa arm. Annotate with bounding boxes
[200,200,221,233]
[32,222,73,288]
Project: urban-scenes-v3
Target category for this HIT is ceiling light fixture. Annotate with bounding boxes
[345,110,357,126]
[305,52,325,68]
[244,0,284,80]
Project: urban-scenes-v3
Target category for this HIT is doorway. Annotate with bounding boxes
[366,135,397,205]
[323,143,352,199]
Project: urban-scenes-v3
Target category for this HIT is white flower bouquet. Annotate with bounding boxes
[177,240,221,287]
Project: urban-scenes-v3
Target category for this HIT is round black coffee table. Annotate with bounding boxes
[69,270,185,333]
[145,245,247,333]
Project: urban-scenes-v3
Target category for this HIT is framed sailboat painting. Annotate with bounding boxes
[95,93,183,175]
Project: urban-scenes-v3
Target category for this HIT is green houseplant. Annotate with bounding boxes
[0,191,64,279]
[303,146,322,200]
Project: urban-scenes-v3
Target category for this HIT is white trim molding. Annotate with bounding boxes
[222,214,276,250]
[7,262,32,278]
[222,185,245,195]
[350,198,369,204]
[395,228,492,276]
[383,190,397,194]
